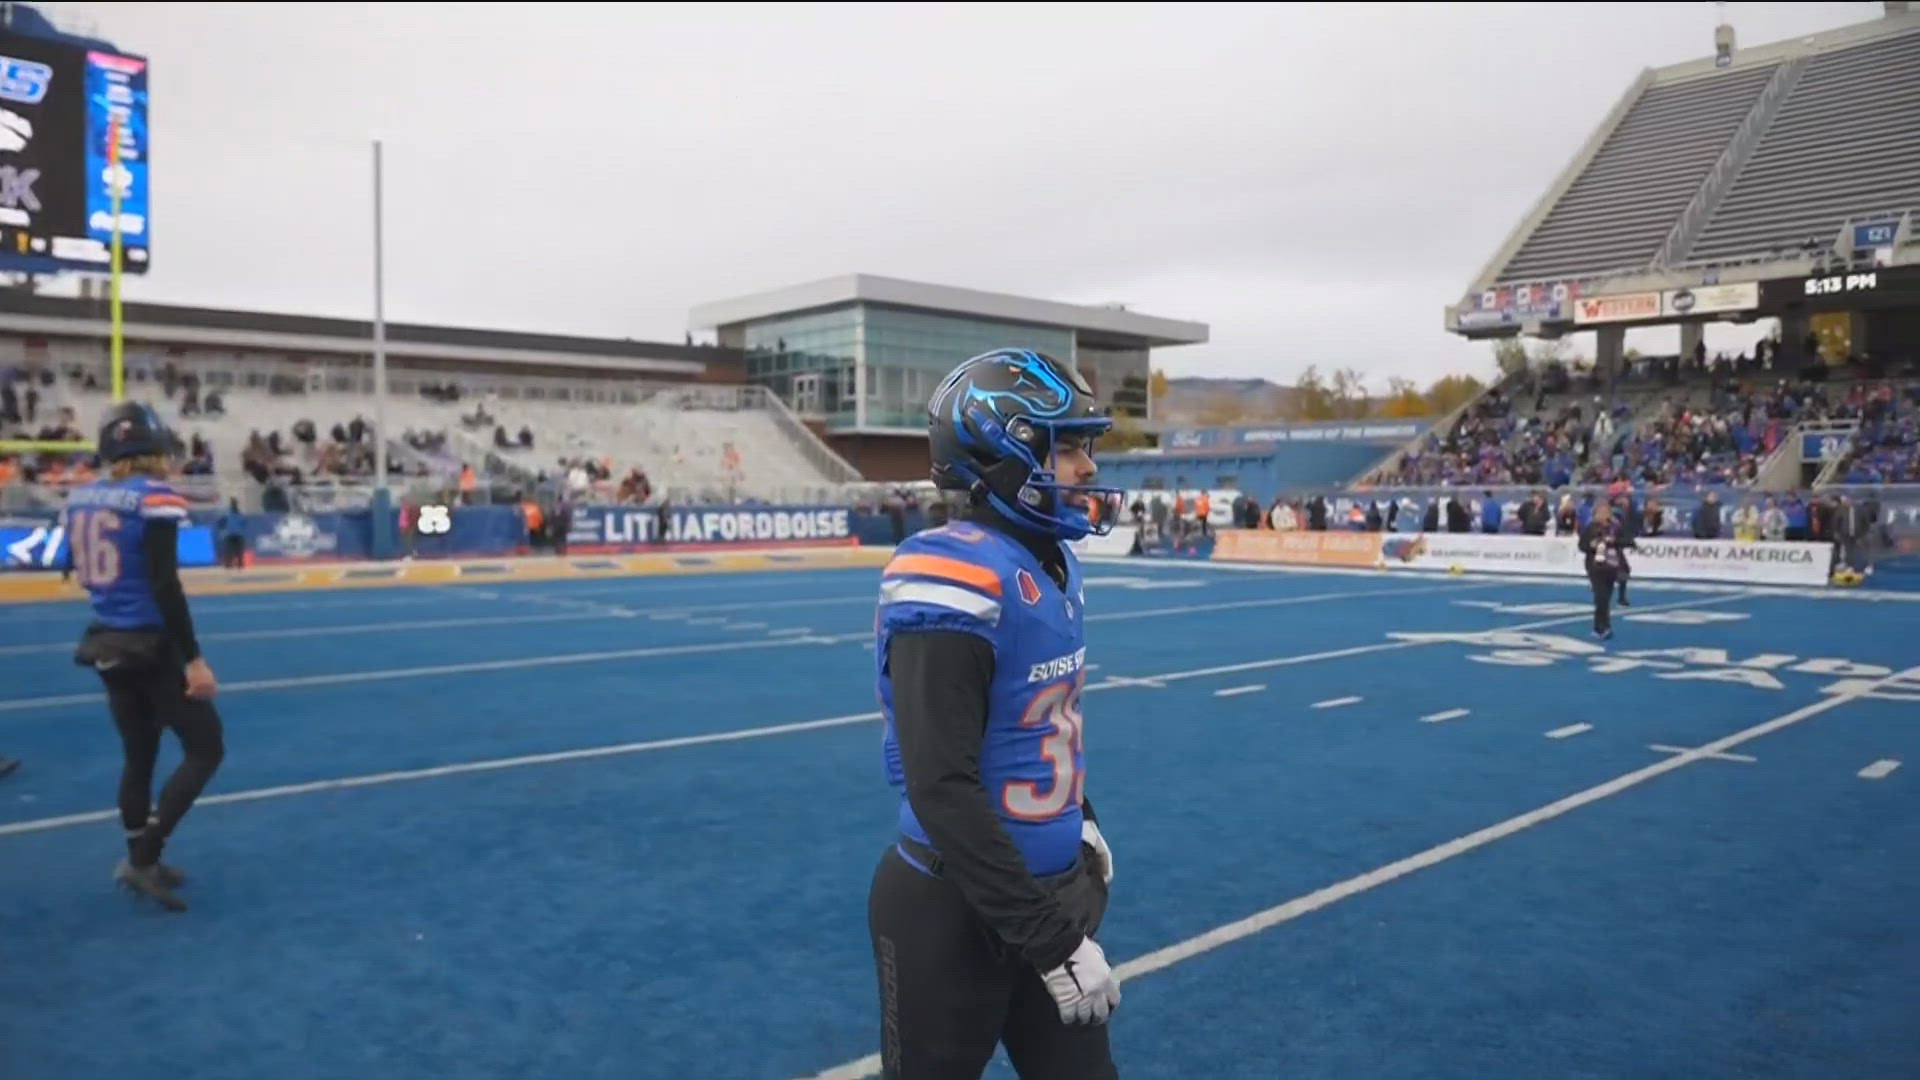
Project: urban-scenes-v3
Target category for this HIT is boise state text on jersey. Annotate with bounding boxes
[877,521,1090,876]
[63,475,190,629]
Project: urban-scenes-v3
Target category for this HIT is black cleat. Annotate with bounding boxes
[155,864,187,889]
[0,756,19,779]
[115,859,187,912]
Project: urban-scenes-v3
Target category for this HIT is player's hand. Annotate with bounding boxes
[184,658,218,700]
[1081,819,1113,886]
[1040,936,1121,1025]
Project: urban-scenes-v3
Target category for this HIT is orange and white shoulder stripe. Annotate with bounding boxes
[140,489,191,520]
[880,550,1005,625]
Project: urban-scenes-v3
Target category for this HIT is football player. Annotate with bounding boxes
[868,349,1124,1079]
[64,403,225,912]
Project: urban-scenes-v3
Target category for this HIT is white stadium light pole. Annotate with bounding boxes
[371,136,388,497]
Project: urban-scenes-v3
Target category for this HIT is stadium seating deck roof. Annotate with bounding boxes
[1461,9,1920,310]
[688,273,1209,348]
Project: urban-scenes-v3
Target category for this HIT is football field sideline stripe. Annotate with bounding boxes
[0,580,1504,714]
[798,659,1917,1080]
[0,591,1749,836]
[0,610,615,656]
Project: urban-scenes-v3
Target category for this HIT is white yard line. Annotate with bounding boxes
[1212,685,1265,698]
[0,591,1759,832]
[1858,759,1901,780]
[798,663,1920,1080]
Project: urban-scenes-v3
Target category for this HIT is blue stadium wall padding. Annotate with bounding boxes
[368,488,397,561]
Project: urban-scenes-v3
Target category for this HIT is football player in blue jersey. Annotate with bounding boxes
[868,349,1125,1079]
[64,403,225,912]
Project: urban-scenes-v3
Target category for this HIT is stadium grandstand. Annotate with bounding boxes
[1302,2,1920,571]
[0,290,868,518]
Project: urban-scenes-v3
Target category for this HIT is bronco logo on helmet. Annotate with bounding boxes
[927,349,1123,542]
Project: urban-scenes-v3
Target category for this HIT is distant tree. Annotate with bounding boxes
[1423,373,1485,415]
[1492,338,1529,379]
[1149,369,1169,403]
[1105,411,1156,450]
[1330,367,1373,419]
[1380,376,1429,418]
[1293,366,1336,421]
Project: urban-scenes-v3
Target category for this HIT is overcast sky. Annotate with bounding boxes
[35,1,1891,390]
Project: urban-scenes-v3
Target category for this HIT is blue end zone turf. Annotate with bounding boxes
[2,562,1916,1079]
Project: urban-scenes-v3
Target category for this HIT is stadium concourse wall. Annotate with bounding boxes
[0,501,903,604]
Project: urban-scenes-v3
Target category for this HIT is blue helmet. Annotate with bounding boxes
[96,401,174,462]
[927,349,1122,541]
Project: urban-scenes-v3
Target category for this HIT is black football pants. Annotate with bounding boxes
[102,663,225,866]
[867,844,1117,1080]
[1589,567,1617,635]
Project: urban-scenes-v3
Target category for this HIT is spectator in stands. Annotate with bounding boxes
[1517,492,1549,536]
[1784,493,1810,541]
[1641,497,1666,538]
[1480,491,1502,534]
[1269,498,1296,531]
[1761,497,1786,542]
[217,499,247,569]
[1692,492,1723,540]
[1732,498,1760,541]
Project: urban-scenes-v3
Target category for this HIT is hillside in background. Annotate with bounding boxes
[1145,364,1483,428]
[1159,376,1302,421]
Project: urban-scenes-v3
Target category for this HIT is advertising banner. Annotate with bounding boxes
[1380,532,1581,575]
[569,505,854,550]
[1574,292,1661,325]
[1625,537,1831,587]
[1373,532,1831,587]
[1211,529,1381,568]
[1069,525,1138,559]
[1661,282,1759,318]
[2,521,213,570]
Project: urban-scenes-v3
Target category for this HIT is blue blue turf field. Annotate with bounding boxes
[3,560,1918,1080]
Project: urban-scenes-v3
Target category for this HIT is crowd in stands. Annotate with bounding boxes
[1376,340,1920,493]
[1376,386,1610,488]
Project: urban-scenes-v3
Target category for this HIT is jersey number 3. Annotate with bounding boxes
[68,509,123,589]
[1003,673,1085,820]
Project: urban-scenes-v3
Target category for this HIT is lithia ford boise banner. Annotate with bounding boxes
[568,505,853,549]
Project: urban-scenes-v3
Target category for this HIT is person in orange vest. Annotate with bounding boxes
[1194,491,1211,538]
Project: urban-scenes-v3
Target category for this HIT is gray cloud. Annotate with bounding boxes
[44,1,1883,391]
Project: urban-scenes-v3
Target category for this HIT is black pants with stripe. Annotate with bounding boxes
[868,844,1117,1080]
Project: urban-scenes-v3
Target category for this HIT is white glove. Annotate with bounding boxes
[1081,819,1114,886]
[1040,936,1121,1025]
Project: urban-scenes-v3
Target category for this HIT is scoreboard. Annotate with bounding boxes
[0,29,149,275]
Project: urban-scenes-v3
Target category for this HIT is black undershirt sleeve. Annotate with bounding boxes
[141,519,202,663]
[888,629,1083,972]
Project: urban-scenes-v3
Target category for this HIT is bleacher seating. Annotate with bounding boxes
[1686,29,1920,265]
[1495,64,1779,284]
[2,351,862,510]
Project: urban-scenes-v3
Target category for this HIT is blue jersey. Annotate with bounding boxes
[63,475,191,629]
[877,521,1089,876]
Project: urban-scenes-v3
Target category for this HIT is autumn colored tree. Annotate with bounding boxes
[1380,376,1429,418]
[1423,373,1484,415]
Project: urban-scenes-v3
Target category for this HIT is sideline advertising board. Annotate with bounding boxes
[1210,529,1381,569]
[1374,532,1830,587]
